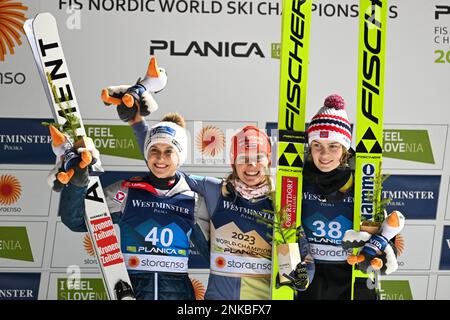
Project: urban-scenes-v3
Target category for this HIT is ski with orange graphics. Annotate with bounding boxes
[24,12,135,300]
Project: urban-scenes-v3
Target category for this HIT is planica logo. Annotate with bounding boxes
[150,40,265,58]
[435,5,450,20]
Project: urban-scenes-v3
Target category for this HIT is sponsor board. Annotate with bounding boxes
[0,118,53,164]
[84,122,142,160]
[435,275,450,300]
[438,225,450,270]
[379,274,429,300]
[382,124,447,170]
[0,170,52,216]
[47,272,107,300]
[396,225,435,271]
[446,176,450,221]
[0,222,47,267]
[0,272,40,300]
[383,175,440,220]
[80,120,147,166]
[48,273,205,302]
[56,0,282,16]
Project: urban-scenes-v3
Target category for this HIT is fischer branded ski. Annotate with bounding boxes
[351,0,388,300]
[271,0,312,300]
[24,13,134,300]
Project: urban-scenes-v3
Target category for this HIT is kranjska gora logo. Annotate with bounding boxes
[0,1,28,61]
[0,174,21,206]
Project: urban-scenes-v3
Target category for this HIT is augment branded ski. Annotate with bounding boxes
[24,12,135,300]
[271,0,312,300]
[352,0,388,300]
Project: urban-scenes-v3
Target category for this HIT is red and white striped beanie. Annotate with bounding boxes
[307,94,352,150]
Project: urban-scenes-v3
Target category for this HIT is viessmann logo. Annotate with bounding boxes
[0,1,28,61]
[150,40,265,58]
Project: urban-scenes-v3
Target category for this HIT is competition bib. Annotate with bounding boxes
[119,185,195,273]
[302,184,354,262]
[210,196,273,277]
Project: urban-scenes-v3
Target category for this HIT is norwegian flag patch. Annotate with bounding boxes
[320,131,329,138]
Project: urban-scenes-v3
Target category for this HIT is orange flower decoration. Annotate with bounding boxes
[196,126,225,157]
[0,174,22,205]
[394,233,405,256]
[190,278,206,300]
[0,0,28,61]
[83,233,96,257]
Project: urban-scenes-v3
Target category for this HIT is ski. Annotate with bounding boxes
[352,0,388,300]
[24,12,134,300]
[271,0,312,300]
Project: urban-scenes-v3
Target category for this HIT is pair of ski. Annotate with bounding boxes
[271,0,388,300]
[24,13,134,300]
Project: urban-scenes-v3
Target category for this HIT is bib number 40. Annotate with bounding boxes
[145,227,174,247]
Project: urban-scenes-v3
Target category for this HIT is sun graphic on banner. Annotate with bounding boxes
[215,256,226,269]
[128,256,140,268]
[395,233,405,256]
[0,174,22,205]
[0,0,28,61]
[190,278,206,300]
[196,126,225,157]
[83,233,96,257]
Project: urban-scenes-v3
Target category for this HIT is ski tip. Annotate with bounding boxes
[33,12,57,26]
